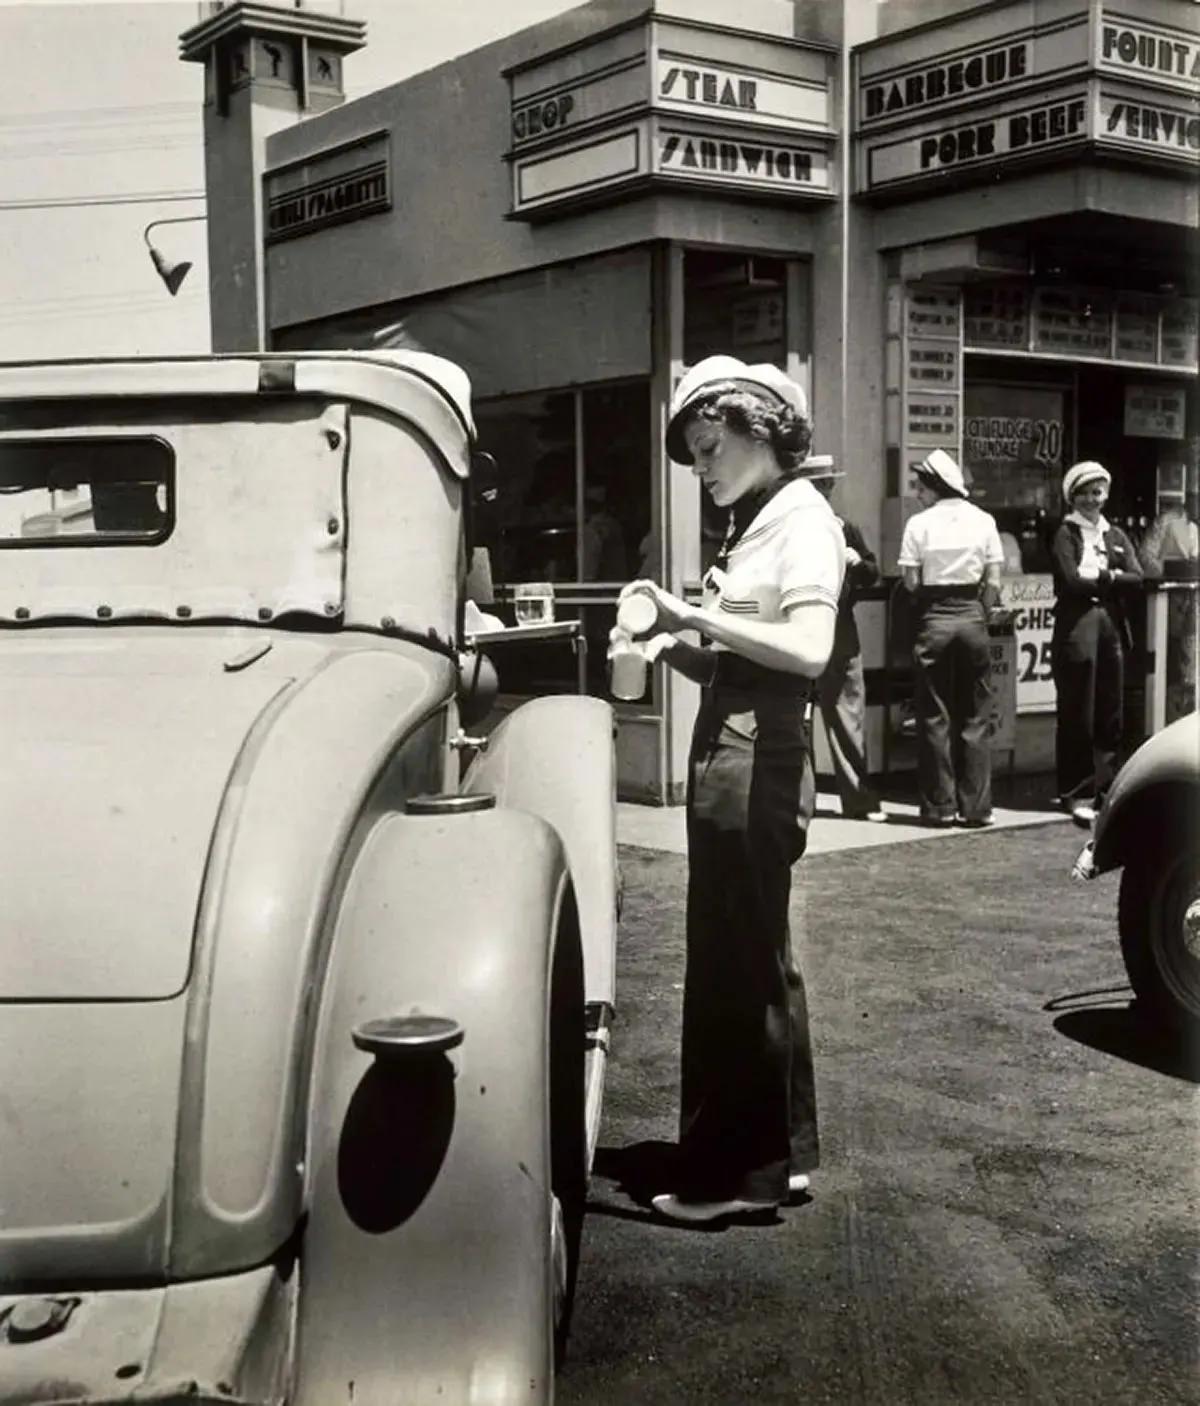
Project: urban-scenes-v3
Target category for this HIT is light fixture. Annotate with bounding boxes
[143,214,206,297]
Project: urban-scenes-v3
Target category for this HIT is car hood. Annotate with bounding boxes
[0,631,296,1000]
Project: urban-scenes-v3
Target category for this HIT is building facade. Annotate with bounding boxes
[183,0,1199,802]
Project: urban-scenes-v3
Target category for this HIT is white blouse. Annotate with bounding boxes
[701,478,844,649]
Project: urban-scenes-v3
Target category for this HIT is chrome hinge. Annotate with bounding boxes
[450,729,489,752]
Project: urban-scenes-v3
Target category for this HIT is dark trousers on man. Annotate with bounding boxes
[817,648,881,817]
[1052,604,1124,805]
[680,681,820,1205]
[912,592,993,823]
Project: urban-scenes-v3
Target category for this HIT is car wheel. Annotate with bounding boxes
[1119,845,1200,1037]
[549,896,587,1368]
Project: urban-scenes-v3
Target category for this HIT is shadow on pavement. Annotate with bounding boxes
[1051,1003,1200,1084]
[591,1140,678,1209]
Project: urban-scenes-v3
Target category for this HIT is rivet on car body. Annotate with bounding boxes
[380,616,396,631]
[325,429,342,450]
[176,605,192,619]
[4,1297,78,1343]
[97,604,112,619]
[14,606,29,620]
[327,517,340,535]
[324,601,339,616]
[258,607,273,622]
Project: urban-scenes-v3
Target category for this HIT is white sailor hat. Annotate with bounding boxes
[799,454,845,481]
[915,448,968,499]
[666,355,808,464]
[1062,461,1111,501]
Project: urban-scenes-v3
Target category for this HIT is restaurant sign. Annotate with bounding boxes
[656,55,828,131]
[857,1,1200,194]
[865,90,1087,188]
[1097,91,1200,168]
[1098,14,1200,94]
[265,134,390,244]
[857,11,1088,128]
[655,128,831,194]
[507,15,833,219]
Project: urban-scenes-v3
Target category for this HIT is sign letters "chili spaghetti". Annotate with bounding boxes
[267,159,390,242]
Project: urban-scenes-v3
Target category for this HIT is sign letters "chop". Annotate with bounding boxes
[512,94,574,142]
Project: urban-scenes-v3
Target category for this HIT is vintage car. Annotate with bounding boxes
[1072,711,1199,1038]
[0,351,617,1404]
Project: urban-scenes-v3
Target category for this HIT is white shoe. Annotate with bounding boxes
[650,1193,777,1224]
[788,1172,810,1195]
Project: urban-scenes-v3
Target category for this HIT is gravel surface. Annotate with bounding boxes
[559,822,1199,1406]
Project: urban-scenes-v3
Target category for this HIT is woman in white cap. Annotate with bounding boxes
[614,355,844,1224]
[1050,461,1142,825]
[898,449,1005,827]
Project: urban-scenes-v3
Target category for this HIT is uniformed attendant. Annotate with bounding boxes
[614,355,843,1224]
[898,449,1004,827]
[1050,460,1143,826]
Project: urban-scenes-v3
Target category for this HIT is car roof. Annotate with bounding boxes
[0,349,476,477]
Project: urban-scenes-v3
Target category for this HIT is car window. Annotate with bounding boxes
[0,436,173,546]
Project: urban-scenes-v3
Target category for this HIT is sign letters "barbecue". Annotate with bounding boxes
[864,43,1028,119]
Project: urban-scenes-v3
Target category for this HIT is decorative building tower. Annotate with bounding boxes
[180,2,366,352]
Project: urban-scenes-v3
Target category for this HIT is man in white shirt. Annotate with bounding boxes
[898,449,1004,827]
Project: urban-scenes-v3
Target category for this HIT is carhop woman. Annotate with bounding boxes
[898,448,1005,827]
[613,355,844,1224]
[1050,460,1143,827]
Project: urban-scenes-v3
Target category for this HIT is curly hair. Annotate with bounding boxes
[683,387,812,473]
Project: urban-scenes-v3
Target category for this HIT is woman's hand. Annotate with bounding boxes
[617,579,694,634]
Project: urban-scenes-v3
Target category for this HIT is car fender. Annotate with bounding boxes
[1091,712,1200,874]
[463,695,617,1014]
[294,805,572,1406]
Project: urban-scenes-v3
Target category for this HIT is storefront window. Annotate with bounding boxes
[472,380,651,699]
[963,378,1070,574]
[683,250,787,367]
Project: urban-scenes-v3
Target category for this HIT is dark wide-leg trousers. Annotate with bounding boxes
[817,648,881,816]
[680,684,820,1205]
[1052,605,1124,805]
[911,596,994,823]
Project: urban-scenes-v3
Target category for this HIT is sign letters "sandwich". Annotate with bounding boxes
[659,132,816,187]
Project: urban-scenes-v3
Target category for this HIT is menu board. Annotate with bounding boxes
[1032,288,1112,356]
[1114,295,1159,363]
[964,285,1029,349]
[905,393,958,446]
[905,287,960,339]
[905,338,959,389]
[1125,384,1187,440]
[1160,299,1199,368]
[963,383,1065,511]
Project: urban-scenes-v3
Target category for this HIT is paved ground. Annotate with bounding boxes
[617,792,1074,857]
[559,816,1199,1406]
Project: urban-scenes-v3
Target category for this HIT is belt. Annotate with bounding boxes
[709,651,813,697]
[918,584,981,601]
